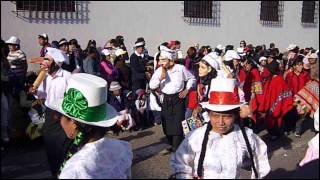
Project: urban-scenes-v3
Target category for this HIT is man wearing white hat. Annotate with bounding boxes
[130,39,148,92]
[150,50,196,153]
[6,36,28,96]
[170,78,270,179]
[38,33,51,57]
[29,47,72,177]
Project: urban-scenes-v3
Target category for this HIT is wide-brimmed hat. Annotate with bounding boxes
[308,53,318,59]
[286,44,297,51]
[47,73,119,127]
[58,38,68,46]
[101,49,111,56]
[158,50,174,64]
[200,78,241,112]
[115,49,127,57]
[6,36,20,45]
[216,44,225,51]
[224,50,240,61]
[30,47,69,65]
[109,81,122,91]
[38,33,48,40]
[202,54,220,70]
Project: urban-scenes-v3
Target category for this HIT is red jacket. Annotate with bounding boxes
[285,71,310,96]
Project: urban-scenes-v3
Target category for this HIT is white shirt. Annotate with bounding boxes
[149,64,196,94]
[170,124,270,179]
[59,137,133,179]
[147,92,163,111]
[35,68,72,107]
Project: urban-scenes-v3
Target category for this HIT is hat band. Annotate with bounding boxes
[62,88,107,122]
[209,91,239,105]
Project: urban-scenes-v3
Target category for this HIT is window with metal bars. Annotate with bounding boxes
[184,1,212,19]
[260,1,279,22]
[16,1,75,12]
[183,1,220,27]
[301,1,316,23]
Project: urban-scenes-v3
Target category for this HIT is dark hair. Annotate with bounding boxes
[187,47,197,59]
[292,56,304,66]
[58,38,68,47]
[69,39,78,46]
[214,48,223,56]
[87,46,97,55]
[240,40,246,46]
[175,40,181,45]
[137,37,145,43]
[58,118,111,175]
[197,108,258,178]
[225,45,234,52]
[198,60,217,101]
[51,41,59,49]
[267,61,280,75]
[269,43,275,49]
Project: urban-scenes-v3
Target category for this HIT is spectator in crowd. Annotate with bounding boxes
[130,40,148,93]
[38,33,51,57]
[83,46,100,76]
[148,88,163,125]
[68,39,83,73]
[51,41,59,49]
[100,49,118,85]
[45,73,133,179]
[6,36,28,96]
[59,38,76,73]
[114,49,131,93]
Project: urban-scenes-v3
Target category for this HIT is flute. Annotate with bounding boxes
[29,57,49,91]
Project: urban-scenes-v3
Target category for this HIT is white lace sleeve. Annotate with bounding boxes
[170,135,195,179]
[251,133,271,179]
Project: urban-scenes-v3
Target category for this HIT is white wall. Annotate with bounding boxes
[1,1,319,71]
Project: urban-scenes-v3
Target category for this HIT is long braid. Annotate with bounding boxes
[58,131,87,176]
[196,122,212,178]
[238,119,258,179]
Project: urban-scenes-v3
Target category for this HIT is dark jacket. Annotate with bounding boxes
[108,93,128,112]
[129,52,147,91]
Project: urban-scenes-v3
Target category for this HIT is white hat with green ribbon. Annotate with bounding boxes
[47,73,119,127]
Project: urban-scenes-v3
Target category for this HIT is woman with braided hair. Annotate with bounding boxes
[170,78,270,179]
[47,73,133,179]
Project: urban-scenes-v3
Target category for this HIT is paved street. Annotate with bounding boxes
[1,122,317,179]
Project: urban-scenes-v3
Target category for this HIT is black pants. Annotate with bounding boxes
[42,108,71,176]
[161,92,185,151]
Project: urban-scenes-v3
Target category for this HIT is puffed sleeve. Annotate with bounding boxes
[251,133,271,179]
[170,134,195,179]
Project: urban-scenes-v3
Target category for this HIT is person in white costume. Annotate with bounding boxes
[47,73,133,179]
[170,78,270,179]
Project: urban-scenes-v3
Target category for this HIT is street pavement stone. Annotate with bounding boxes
[1,123,317,179]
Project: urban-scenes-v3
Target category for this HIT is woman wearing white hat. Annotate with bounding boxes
[170,78,270,179]
[99,49,119,85]
[46,73,133,179]
[6,36,28,96]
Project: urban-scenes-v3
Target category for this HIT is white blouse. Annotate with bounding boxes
[170,124,270,179]
[59,137,133,179]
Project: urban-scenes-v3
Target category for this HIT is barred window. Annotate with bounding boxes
[260,1,279,22]
[16,1,76,12]
[301,1,316,23]
[183,1,220,26]
[184,1,212,18]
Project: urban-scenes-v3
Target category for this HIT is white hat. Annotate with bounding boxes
[115,49,127,57]
[200,78,241,112]
[45,47,69,64]
[259,56,267,62]
[134,41,145,48]
[236,47,246,56]
[224,50,240,61]
[286,44,297,51]
[6,36,20,45]
[308,53,318,59]
[109,81,122,91]
[38,33,48,40]
[159,50,173,60]
[216,44,225,51]
[47,73,119,127]
[202,55,220,70]
[101,49,111,56]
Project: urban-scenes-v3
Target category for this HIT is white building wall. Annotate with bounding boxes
[1,1,319,71]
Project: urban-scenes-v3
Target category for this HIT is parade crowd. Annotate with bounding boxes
[1,34,319,179]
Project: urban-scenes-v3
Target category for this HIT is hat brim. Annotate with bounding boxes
[200,102,241,112]
[109,86,122,91]
[47,99,119,127]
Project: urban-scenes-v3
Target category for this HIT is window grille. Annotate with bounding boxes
[11,1,89,24]
[183,1,220,27]
[259,1,284,27]
[301,1,318,27]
